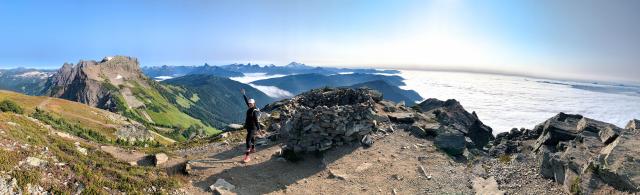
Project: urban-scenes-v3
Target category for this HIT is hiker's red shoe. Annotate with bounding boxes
[242,154,251,163]
[249,147,256,153]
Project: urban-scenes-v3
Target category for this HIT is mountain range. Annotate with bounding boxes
[0,56,422,133]
[142,61,400,79]
[161,74,275,127]
[0,68,54,95]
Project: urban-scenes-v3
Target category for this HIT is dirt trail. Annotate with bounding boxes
[180,130,479,195]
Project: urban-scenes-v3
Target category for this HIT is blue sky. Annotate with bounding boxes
[1,0,639,82]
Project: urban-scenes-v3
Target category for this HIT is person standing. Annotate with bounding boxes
[240,88,260,163]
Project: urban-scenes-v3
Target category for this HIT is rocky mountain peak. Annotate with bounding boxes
[42,56,147,111]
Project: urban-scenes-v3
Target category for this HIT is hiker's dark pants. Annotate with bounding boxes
[246,128,256,150]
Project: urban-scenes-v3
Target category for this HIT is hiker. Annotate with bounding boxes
[240,88,260,163]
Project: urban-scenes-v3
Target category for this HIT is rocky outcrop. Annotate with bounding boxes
[415,98,494,149]
[42,56,145,111]
[493,113,640,193]
[627,119,640,130]
[115,124,153,143]
[262,88,495,157]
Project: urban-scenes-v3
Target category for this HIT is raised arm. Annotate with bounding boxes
[241,88,249,107]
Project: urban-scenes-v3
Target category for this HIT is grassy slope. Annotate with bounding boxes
[0,112,181,194]
[129,80,219,135]
[0,90,175,145]
[0,90,121,140]
[162,74,276,128]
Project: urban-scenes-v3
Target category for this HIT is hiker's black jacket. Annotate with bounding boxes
[243,95,260,131]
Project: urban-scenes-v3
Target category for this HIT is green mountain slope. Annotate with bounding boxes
[41,56,219,139]
[162,74,276,128]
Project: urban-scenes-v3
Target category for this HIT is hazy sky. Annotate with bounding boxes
[1,0,639,82]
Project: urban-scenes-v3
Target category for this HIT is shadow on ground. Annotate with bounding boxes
[193,143,359,194]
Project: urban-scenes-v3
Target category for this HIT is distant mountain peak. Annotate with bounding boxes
[285,62,309,68]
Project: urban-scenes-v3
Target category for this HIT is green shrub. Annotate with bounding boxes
[570,176,582,195]
[498,154,512,164]
[0,99,24,114]
[11,169,42,190]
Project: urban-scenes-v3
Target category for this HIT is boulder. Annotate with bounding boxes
[598,126,621,145]
[415,98,494,148]
[226,123,244,131]
[25,157,47,167]
[434,126,466,156]
[209,179,236,191]
[626,119,640,130]
[387,112,414,124]
[360,135,373,147]
[154,153,168,166]
[534,113,585,151]
[538,147,566,183]
[594,131,640,192]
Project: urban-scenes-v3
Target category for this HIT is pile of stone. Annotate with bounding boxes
[262,88,382,153]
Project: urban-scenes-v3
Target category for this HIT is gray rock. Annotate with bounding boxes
[595,131,640,192]
[534,113,585,151]
[415,98,494,148]
[361,135,373,147]
[210,178,236,192]
[434,126,466,156]
[538,148,566,184]
[387,112,414,123]
[154,153,168,166]
[226,123,244,131]
[626,119,640,130]
[598,125,621,145]
[24,157,47,167]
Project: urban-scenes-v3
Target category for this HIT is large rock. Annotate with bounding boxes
[626,119,640,130]
[415,98,494,148]
[595,131,640,192]
[533,113,585,151]
[154,153,169,166]
[434,126,466,156]
[523,113,640,193]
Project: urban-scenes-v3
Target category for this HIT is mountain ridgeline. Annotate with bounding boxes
[0,68,54,95]
[40,56,219,138]
[142,63,244,80]
[161,74,275,127]
[142,61,400,78]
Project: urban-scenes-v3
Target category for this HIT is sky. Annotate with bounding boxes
[1,0,639,83]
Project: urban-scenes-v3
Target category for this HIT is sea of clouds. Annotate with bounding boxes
[397,70,640,133]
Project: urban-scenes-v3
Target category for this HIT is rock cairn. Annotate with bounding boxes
[262,88,382,153]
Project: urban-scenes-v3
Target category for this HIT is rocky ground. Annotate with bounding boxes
[172,88,584,195]
[180,131,573,195]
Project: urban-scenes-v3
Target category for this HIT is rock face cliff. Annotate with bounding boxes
[43,56,145,111]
